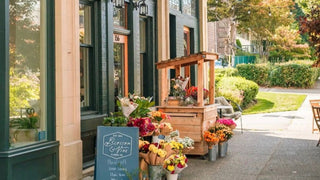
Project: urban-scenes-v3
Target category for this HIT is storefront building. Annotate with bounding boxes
[0,0,207,179]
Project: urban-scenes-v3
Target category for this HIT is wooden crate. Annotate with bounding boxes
[158,104,217,155]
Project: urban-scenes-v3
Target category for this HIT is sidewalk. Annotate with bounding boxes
[181,80,320,180]
[84,80,320,180]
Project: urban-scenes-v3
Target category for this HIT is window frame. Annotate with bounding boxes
[0,0,56,150]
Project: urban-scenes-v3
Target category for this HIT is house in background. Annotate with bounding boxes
[0,0,208,179]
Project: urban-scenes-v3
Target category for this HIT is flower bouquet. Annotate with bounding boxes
[150,110,170,123]
[203,130,219,149]
[169,76,189,99]
[214,124,234,143]
[127,117,155,137]
[176,137,195,153]
[185,86,209,101]
[216,118,237,130]
[163,154,188,175]
[118,96,138,118]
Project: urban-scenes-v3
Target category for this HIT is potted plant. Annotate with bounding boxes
[10,108,39,143]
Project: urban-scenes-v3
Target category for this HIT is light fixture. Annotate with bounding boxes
[111,0,124,8]
[135,0,148,16]
[248,10,251,14]
[112,0,148,16]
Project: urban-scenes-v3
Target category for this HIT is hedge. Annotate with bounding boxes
[269,64,319,88]
[216,77,259,108]
[236,63,320,88]
[236,64,269,86]
[215,67,239,84]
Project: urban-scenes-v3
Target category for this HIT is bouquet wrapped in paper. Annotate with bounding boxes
[118,97,138,118]
[163,154,188,174]
[176,137,195,153]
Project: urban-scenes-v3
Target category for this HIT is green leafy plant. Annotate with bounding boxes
[10,112,39,129]
[103,114,128,126]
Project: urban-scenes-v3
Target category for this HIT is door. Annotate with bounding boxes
[113,34,128,99]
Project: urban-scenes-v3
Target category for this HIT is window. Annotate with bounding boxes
[182,0,196,16]
[169,0,180,11]
[9,0,48,148]
[80,3,94,110]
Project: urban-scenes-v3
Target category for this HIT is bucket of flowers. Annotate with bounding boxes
[203,128,220,161]
[214,124,234,157]
[163,153,188,180]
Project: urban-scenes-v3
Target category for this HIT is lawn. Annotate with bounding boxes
[243,92,307,115]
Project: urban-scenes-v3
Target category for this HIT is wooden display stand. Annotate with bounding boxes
[156,51,219,155]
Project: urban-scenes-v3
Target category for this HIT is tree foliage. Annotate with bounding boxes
[300,4,320,67]
[208,0,295,58]
[269,26,310,61]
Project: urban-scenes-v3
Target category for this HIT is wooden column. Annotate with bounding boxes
[197,60,204,106]
[160,68,168,106]
[209,61,215,104]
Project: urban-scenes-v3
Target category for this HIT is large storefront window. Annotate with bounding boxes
[182,0,196,16]
[9,0,47,148]
[80,3,94,109]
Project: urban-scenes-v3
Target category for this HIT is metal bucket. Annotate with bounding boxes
[218,141,228,157]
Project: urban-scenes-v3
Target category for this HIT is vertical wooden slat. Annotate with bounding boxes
[197,60,204,106]
[209,61,215,105]
[160,68,168,106]
[175,65,181,77]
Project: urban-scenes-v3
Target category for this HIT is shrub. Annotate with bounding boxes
[237,63,320,88]
[215,67,239,85]
[236,64,269,86]
[269,64,319,88]
[216,77,259,107]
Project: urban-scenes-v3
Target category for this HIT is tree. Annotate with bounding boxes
[208,0,294,59]
[300,4,320,67]
[269,26,310,62]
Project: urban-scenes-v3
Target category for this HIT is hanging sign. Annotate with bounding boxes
[95,126,139,180]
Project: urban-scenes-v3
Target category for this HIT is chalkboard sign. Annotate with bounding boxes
[95,126,139,180]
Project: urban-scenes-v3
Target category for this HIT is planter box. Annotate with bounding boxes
[158,104,217,155]
[10,128,38,143]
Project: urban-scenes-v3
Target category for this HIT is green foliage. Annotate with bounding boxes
[103,114,128,126]
[216,77,259,107]
[236,64,270,86]
[215,67,239,85]
[9,68,40,116]
[10,116,39,129]
[236,63,320,88]
[269,64,319,88]
[236,39,242,48]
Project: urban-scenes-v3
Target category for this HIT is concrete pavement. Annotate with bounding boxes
[181,80,320,180]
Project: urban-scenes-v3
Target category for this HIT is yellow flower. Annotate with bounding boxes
[167,165,175,172]
[157,149,167,157]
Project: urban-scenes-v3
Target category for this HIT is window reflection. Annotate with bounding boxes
[9,0,47,147]
[113,5,126,28]
[182,0,196,16]
[169,0,180,11]
[114,43,124,98]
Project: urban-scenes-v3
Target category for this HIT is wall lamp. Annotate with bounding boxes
[111,0,148,16]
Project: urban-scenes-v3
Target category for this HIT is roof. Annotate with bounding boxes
[156,51,219,69]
